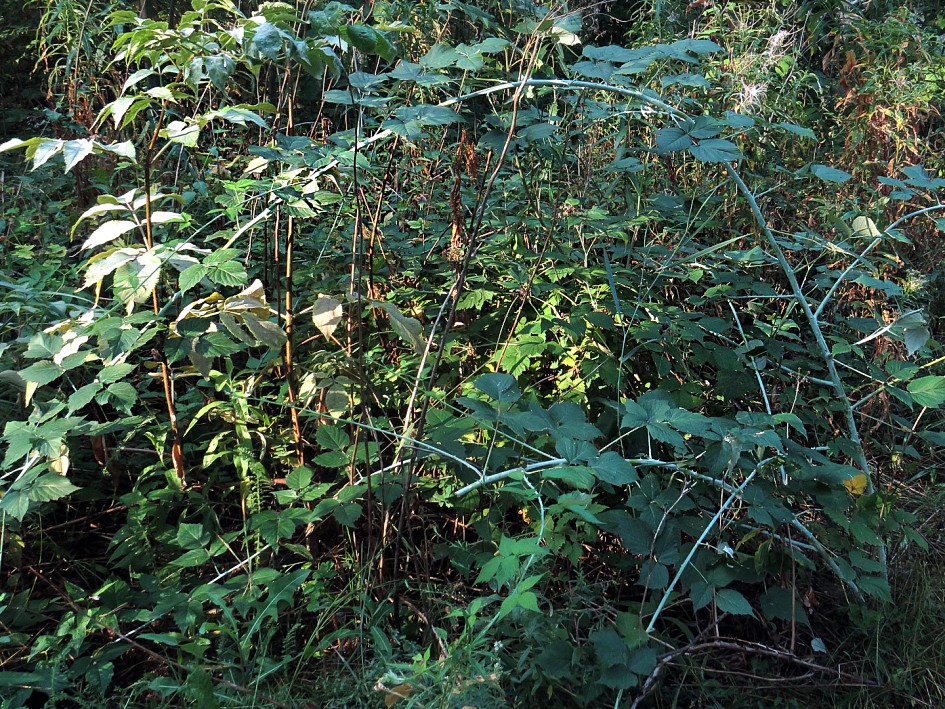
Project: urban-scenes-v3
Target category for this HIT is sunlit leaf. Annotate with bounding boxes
[312,295,342,338]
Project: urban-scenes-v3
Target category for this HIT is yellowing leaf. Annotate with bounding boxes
[843,474,868,496]
[383,683,414,707]
[312,295,342,339]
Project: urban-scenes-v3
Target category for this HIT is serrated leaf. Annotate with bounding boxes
[176,522,210,549]
[104,382,137,412]
[69,383,102,411]
[316,424,349,451]
[332,502,362,527]
[179,264,209,293]
[29,474,80,503]
[25,333,64,360]
[286,466,313,490]
[592,452,638,486]
[241,312,287,349]
[113,250,163,310]
[714,588,755,616]
[207,260,247,287]
[474,372,521,404]
[654,126,692,153]
[62,139,94,172]
[689,138,743,163]
[19,360,64,386]
[907,376,945,408]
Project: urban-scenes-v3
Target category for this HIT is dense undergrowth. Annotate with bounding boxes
[2,0,945,706]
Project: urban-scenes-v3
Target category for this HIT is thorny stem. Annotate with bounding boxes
[645,459,770,635]
[724,165,887,578]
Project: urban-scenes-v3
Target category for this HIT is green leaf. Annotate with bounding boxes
[628,646,658,675]
[499,590,539,618]
[774,122,816,139]
[474,373,521,404]
[113,251,163,310]
[654,126,692,153]
[207,260,247,286]
[25,333,65,360]
[590,628,627,665]
[543,466,596,490]
[196,331,243,357]
[104,382,137,412]
[0,490,31,521]
[19,361,64,386]
[689,138,743,163]
[69,383,102,411]
[212,106,269,128]
[251,512,293,546]
[811,164,853,183]
[241,313,287,349]
[761,586,804,622]
[29,473,81,503]
[420,44,459,69]
[165,121,200,147]
[176,522,210,549]
[84,247,142,287]
[671,38,723,55]
[286,466,313,490]
[375,301,424,352]
[583,45,637,63]
[907,376,945,408]
[170,548,211,567]
[179,264,208,293]
[82,220,138,250]
[396,104,462,126]
[147,211,185,226]
[332,502,362,527]
[252,21,284,58]
[592,452,638,486]
[30,139,64,170]
[345,23,378,53]
[315,426,348,457]
[99,363,135,383]
[714,588,755,616]
[62,139,94,172]
[536,641,573,678]
[661,73,709,88]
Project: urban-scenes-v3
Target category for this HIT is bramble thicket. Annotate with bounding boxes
[2,1,945,706]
